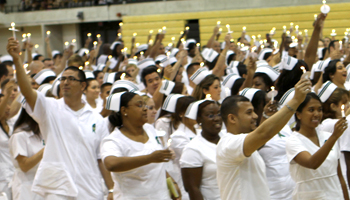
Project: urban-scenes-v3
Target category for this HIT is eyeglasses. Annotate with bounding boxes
[205,113,221,119]
[128,103,150,109]
[58,76,83,82]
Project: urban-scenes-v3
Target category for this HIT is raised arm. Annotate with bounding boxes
[304,13,326,71]
[240,56,256,90]
[45,37,53,59]
[243,79,311,156]
[212,34,231,77]
[293,119,347,169]
[54,46,73,75]
[7,37,37,110]
[206,26,220,49]
[149,33,165,60]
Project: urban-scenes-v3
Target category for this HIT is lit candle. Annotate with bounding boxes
[286,31,290,36]
[261,44,265,49]
[219,28,222,34]
[331,29,337,36]
[136,43,140,47]
[205,94,212,100]
[257,34,261,40]
[87,33,91,38]
[120,73,126,80]
[9,22,18,39]
[149,39,153,45]
[314,14,318,20]
[241,43,245,48]
[85,50,89,55]
[119,22,123,27]
[157,68,161,73]
[118,33,122,38]
[300,66,306,73]
[123,47,128,57]
[96,34,101,39]
[252,35,256,42]
[251,46,257,52]
[27,33,31,41]
[133,56,137,59]
[200,62,204,67]
[158,29,162,33]
[140,51,144,58]
[168,43,172,47]
[304,29,309,36]
[180,31,184,35]
[85,61,89,68]
[242,26,246,32]
[163,26,167,34]
[171,37,175,42]
[341,104,345,118]
[290,22,294,29]
[167,138,172,148]
[64,41,69,48]
[22,34,26,42]
[72,39,76,44]
[79,66,83,70]
[272,27,276,31]
[34,44,39,50]
[283,25,286,33]
[339,41,343,50]
[320,0,330,14]
[46,30,51,37]
[167,51,170,60]
[133,32,137,38]
[185,26,189,31]
[196,43,200,49]
[149,30,153,35]
[108,55,112,60]
[217,21,221,26]
[226,24,232,33]
[271,86,275,102]
[93,41,97,49]
[295,25,299,31]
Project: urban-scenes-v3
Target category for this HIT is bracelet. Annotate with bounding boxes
[286,104,296,112]
[262,112,270,119]
[163,76,171,80]
[108,189,114,193]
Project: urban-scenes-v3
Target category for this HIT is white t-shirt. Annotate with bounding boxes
[258,125,295,200]
[9,130,45,200]
[0,122,14,183]
[169,123,196,200]
[154,116,176,144]
[180,132,222,200]
[100,123,171,200]
[286,131,343,200]
[216,133,270,200]
[25,92,108,199]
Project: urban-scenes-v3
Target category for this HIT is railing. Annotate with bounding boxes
[3,0,168,14]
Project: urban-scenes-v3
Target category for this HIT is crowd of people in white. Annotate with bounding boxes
[0,9,350,200]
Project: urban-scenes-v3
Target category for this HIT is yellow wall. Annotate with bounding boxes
[122,2,350,48]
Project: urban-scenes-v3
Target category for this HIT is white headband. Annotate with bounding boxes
[239,88,261,101]
[201,48,219,63]
[258,48,273,61]
[162,94,185,113]
[159,80,175,95]
[255,65,280,82]
[318,81,338,103]
[110,80,139,93]
[84,70,95,79]
[190,67,212,85]
[185,99,213,120]
[105,92,126,112]
[137,58,156,72]
[279,88,295,106]
[110,41,122,50]
[161,56,177,68]
[222,73,241,89]
[280,55,298,70]
[34,69,56,85]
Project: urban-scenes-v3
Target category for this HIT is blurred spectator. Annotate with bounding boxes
[0,0,6,12]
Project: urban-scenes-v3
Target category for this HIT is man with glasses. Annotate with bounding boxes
[7,38,114,200]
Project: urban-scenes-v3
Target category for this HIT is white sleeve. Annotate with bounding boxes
[286,135,308,163]
[100,136,123,162]
[339,116,350,152]
[96,116,110,159]
[180,146,203,168]
[219,134,247,164]
[170,133,190,160]
[9,132,28,159]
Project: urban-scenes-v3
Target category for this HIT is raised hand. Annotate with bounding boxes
[293,78,312,104]
[7,38,21,60]
[332,118,348,139]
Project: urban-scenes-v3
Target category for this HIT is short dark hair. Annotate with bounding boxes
[323,59,341,83]
[220,95,250,124]
[0,63,9,78]
[64,66,86,82]
[328,40,339,53]
[33,54,43,61]
[237,63,247,77]
[186,62,200,76]
[42,58,52,63]
[101,82,112,92]
[141,66,159,86]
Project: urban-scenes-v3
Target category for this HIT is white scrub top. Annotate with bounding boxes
[100,123,171,200]
[258,125,295,200]
[286,131,343,200]
[216,133,271,200]
[169,123,196,200]
[180,132,223,200]
[9,130,45,200]
[0,122,14,183]
[25,92,108,199]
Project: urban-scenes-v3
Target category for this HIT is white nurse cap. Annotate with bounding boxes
[162,94,185,113]
[159,80,175,95]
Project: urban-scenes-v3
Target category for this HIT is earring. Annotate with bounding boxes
[124,113,127,116]
[199,123,202,126]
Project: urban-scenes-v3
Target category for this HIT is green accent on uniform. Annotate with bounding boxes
[155,136,162,145]
[92,123,96,133]
[43,140,45,146]
[278,132,285,138]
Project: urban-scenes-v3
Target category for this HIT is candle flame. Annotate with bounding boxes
[87,33,91,37]
[27,33,31,37]
[226,24,230,28]
[97,34,101,38]
[85,61,89,66]
[342,104,345,110]
[242,26,246,31]
[300,66,306,73]
[171,37,175,41]
[205,94,212,100]
[217,21,221,25]
[108,55,112,59]
[162,26,166,30]
[119,22,123,26]
[93,41,98,45]
[120,73,126,80]
[11,22,15,27]
[149,30,153,34]
[34,44,39,49]
[185,26,189,30]
[133,32,137,37]
[136,43,140,47]
[72,39,76,43]
[64,41,69,46]
[46,31,51,35]
[196,43,200,47]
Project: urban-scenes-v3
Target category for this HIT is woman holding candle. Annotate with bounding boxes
[101,92,180,200]
[180,99,223,200]
[191,68,222,101]
[286,93,349,200]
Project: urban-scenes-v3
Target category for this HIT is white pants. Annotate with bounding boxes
[44,194,75,200]
[0,181,12,200]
